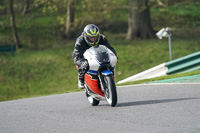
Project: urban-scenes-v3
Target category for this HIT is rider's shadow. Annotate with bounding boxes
[116,97,198,107]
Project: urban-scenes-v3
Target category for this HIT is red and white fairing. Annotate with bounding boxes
[83,45,117,100]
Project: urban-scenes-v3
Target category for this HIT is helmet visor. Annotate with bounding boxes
[86,34,100,45]
[89,36,98,43]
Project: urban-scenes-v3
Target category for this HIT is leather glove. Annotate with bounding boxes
[81,60,89,71]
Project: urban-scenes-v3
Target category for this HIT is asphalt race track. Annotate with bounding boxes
[1,83,200,133]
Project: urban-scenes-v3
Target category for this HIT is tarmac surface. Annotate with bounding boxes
[1,83,200,133]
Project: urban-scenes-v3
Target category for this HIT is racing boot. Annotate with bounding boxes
[78,76,84,89]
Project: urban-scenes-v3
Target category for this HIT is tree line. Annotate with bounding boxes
[0,0,195,49]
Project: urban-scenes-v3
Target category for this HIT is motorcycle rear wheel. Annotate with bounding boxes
[86,91,100,106]
[104,75,117,107]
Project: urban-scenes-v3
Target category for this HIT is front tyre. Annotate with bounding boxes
[104,75,117,107]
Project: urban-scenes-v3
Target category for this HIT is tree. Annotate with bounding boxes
[9,0,22,48]
[35,0,76,39]
[21,0,34,15]
[126,0,155,40]
[65,0,75,39]
[34,0,117,39]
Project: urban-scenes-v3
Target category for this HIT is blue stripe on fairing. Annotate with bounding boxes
[102,70,113,75]
[88,70,98,75]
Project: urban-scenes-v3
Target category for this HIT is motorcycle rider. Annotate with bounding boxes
[72,24,117,89]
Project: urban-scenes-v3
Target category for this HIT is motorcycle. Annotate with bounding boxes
[83,45,118,107]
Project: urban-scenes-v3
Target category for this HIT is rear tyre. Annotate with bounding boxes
[86,91,99,106]
[104,75,117,107]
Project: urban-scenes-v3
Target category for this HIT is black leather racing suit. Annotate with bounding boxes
[72,33,117,81]
[72,33,117,67]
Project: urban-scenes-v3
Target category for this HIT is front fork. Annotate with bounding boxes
[98,70,113,93]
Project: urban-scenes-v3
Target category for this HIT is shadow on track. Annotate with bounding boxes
[116,97,199,107]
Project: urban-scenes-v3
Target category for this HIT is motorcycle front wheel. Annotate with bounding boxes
[104,75,117,107]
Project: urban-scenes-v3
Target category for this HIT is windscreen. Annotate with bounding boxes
[89,45,108,55]
[89,45,110,64]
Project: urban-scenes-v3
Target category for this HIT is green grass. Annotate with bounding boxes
[0,45,79,101]
[109,34,200,81]
[1,34,199,101]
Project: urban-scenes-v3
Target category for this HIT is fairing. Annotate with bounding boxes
[83,45,117,99]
